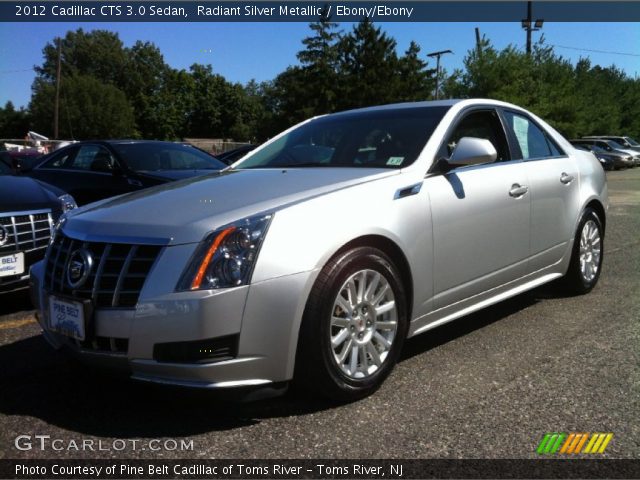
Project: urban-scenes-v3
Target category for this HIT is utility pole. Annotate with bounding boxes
[475,27,482,57]
[427,49,453,100]
[54,37,62,139]
[521,1,544,55]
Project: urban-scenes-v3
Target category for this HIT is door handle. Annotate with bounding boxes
[509,184,529,198]
[560,172,574,184]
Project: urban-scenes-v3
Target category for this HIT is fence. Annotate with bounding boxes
[182,139,253,156]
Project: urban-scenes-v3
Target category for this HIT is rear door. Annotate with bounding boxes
[426,108,531,309]
[502,110,580,272]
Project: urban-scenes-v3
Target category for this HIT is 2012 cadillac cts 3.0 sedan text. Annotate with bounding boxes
[31,99,608,400]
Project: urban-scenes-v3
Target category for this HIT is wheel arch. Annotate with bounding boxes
[328,234,414,321]
[584,198,606,234]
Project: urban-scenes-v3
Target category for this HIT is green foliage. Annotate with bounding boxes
[337,19,401,109]
[0,101,32,139]
[449,37,640,139]
[30,75,135,139]
[263,18,436,137]
[23,24,640,143]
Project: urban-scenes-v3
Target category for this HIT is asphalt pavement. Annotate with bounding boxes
[0,168,638,460]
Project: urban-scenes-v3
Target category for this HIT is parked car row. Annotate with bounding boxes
[20,99,609,401]
[0,140,229,295]
[570,135,640,170]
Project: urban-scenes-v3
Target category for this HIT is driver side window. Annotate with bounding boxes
[439,109,510,165]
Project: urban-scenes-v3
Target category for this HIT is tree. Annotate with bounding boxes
[396,41,436,102]
[30,75,135,139]
[36,29,127,86]
[121,41,169,138]
[297,17,342,115]
[0,102,31,139]
[336,19,400,109]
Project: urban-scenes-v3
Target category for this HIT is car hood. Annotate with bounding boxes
[63,168,399,245]
[0,175,60,212]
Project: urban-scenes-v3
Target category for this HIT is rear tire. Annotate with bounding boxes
[559,208,604,294]
[295,247,408,401]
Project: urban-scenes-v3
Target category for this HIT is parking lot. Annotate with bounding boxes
[0,168,638,460]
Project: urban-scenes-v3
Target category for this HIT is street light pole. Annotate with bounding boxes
[427,49,453,100]
[522,1,544,55]
[54,37,62,139]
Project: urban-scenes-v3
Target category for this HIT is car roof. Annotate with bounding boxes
[326,98,532,119]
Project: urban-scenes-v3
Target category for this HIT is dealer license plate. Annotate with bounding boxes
[0,252,24,278]
[49,296,86,340]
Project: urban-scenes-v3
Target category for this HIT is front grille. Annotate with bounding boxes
[44,233,163,308]
[0,210,53,255]
[0,210,53,290]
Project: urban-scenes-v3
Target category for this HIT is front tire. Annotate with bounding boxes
[295,247,408,401]
[560,208,604,294]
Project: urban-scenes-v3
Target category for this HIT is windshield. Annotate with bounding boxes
[624,136,640,146]
[607,140,626,150]
[236,106,450,169]
[113,143,225,172]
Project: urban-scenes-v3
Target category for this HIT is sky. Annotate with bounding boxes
[0,20,639,109]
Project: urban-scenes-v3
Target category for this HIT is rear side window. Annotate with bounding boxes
[503,111,564,160]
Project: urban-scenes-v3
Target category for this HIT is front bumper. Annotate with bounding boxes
[31,260,314,389]
[0,272,30,294]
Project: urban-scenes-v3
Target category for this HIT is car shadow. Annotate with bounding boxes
[0,289,33,316]
[400,288,541,361]
[0,286,552,439]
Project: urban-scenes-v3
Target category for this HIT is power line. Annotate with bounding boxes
[0,68,35,74]
[550,44,640,57]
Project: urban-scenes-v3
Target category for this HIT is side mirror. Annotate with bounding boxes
[448,137,498,166]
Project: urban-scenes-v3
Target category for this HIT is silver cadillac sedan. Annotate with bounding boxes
[30,99,607,401]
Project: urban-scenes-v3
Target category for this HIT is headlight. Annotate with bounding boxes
[58,194,77,212]
[49,214,67,245]
[177,214,273,291]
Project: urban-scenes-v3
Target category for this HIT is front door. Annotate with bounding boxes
[427,108,531,309]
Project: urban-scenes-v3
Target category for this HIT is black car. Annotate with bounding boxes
[26,140,226,205]
[0,152,76,294]
[570,141,632,170]
[215,144,257,165]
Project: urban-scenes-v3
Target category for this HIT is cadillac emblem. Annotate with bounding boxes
[66,249,93,288]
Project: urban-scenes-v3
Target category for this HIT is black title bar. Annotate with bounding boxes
[3,1,640,22]
[3,459,640,479]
